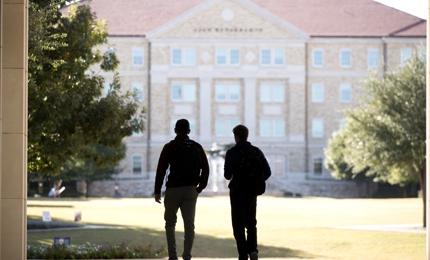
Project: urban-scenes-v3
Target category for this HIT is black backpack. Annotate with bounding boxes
[238,147,266,196]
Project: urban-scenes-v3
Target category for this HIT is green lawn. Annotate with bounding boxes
[27,196,425,259]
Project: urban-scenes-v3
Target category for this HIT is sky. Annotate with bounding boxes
[375,0,427,19]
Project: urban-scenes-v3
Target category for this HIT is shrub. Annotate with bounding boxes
[27,243,166,259]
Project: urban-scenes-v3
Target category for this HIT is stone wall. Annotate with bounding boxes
[272,177,378,198]
[88,179,155,197]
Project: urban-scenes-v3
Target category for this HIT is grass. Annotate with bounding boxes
[27,196,425,259]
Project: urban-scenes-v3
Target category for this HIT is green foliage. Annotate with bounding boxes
[28,1,144,180]
[27,243,165,259]
[325,57,425,185]
[325,129,356,180]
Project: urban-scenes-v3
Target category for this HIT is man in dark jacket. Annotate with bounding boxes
[154,119,209,260]
[224,125,271,260]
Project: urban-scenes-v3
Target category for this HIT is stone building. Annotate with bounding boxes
[77,0,426,197]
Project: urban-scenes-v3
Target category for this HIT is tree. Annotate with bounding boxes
[325,57,426,226]
[28,1,143,184]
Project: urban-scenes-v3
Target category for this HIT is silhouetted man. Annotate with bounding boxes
[224,125,271,260]
[154,119,209,260]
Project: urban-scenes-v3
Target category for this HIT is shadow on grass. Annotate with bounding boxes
[28,226,316,258]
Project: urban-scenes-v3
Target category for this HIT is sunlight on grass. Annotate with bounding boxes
[28,197,424,259]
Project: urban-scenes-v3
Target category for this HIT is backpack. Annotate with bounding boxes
[238,147,266,196]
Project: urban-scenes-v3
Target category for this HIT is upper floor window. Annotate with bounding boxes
[400,47,412,66]
[312,118,324,138]
[215,118,240,137]
[171,83,196,102]
[339,49,352,68]
[260,118,285,137]
[339,83,352,103]
[171,48,196,66]
[313,157,323,175]
[312,49,324,67]
[260,48,284,65]
[132,82,144,102]
[260,82,284,102]
[311,83,324,103]
[216,48,240,65]
[132,48,144,66]
[216,83,240,102]
[367,49,379,69]
[132,155,143,174]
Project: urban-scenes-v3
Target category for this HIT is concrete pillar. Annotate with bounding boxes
[199,77,212,142]
[0,2,2,258]
[426,2,430,258]
[0,0,28,259]
[244,78,256,139]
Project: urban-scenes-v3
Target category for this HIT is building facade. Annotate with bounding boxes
[81,0,426,197]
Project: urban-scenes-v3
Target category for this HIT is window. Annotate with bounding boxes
[216,48,240,65]
[171,83,196,102]
[261,49,271,65]
[132,82,144,102]
[230,49,240,64]
[274,48,284,65]
[260,83,284,102]
[171,48,196,66]
[312,49,324,67]
[216,83,240,102]
[367,49,379,69]
[339,83,352,103]
[172,49,181,64]
[312,118,324,138]
[311,83,324,103]
[260,118,285,137]
[132,155,142,174]
[215,118,240,137]
[313,157,323,175]
[132,48,144,66]
[260,48,284,65]
[339,49,352,67]
[400,48,412,66]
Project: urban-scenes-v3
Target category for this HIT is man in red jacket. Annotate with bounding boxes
[154,119,209,260]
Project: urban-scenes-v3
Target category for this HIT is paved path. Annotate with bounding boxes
[335,224,425,234]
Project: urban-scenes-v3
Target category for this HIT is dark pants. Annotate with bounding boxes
[164,186,198,260]
[230,191,258,260]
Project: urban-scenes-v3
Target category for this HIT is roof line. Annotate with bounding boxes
[310,35,383,38]
[388,20,426,36]
[310,35,426,39]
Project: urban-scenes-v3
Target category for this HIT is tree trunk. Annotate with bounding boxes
[419,167,426,227]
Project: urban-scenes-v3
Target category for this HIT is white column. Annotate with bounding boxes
[244,78,257,139]
[199,77,212,142]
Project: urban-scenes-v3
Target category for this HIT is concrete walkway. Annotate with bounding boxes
[335,224,425,234]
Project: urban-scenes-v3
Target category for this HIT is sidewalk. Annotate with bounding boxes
[334,224,425,234]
